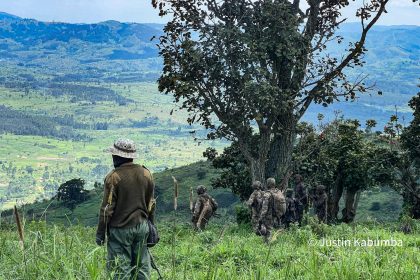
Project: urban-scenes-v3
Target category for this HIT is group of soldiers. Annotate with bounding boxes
[96,138,330,279]
[246,174,329,240]
[189,175,329,237]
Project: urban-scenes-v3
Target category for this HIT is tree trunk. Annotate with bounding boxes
[329,172,344,222]
[342,188,358,223]
[250,159,266,186]
[265,127,296,185]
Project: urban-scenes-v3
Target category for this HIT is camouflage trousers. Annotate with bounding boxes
[107,221,151,280]
[196,204,213,230]
[260,217,273,242]
[251,209,260,234]
[296,203,305,223]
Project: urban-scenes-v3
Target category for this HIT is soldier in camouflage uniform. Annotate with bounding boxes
[246,181,263,235]
[192,186,218,230]
[282,189,297,228]
[294,174,308,224]
[313,185,328,223]
[259,183,274,241]
[266,178,286,228]
[96,138,155,280]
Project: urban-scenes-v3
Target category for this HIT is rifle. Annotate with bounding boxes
[148,248,163,280]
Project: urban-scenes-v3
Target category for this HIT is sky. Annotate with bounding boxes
[0,0,419,25]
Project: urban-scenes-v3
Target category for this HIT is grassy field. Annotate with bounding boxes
[0,218,418,280]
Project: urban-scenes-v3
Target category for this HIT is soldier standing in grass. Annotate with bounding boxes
[313,185,328,223]
[96,138,155,280]
[246,181,263,235]
[282,189,297,228]
[294,174,308,224]
[259,183,274,241]
[191,185,218,230]
[266,178,286,228]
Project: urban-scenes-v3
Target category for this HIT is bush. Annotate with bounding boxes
[369,201,381,211]
[235,204,251,225]
[197,169,207,180]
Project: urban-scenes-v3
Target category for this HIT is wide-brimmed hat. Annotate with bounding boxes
[105,138,138,159]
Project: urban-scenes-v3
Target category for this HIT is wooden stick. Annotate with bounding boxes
[189,187,194,211]
[172,176,178,211]
[14,205,24,249]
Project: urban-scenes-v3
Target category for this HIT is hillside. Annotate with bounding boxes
[1,161,240,226]
[0,14,162,83]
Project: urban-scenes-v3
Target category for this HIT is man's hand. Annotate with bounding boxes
[96,233,105,246]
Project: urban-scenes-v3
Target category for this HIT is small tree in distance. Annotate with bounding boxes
[153,0,397,185]
[55,178,88,209]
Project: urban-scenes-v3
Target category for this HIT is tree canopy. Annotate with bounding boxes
[55,178,88,209]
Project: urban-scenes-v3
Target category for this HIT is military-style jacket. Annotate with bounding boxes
[284,197,297,222]
[314,193,327,209]
[192,193,217,222]
[246,189,263,211]
[96,163,155,239]
[260,191,273,221]
[294,182,308,205]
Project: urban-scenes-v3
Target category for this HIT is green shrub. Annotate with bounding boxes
[369,201,381,211]
[234,204,251,225]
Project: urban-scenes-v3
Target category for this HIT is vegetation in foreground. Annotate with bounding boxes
[0,218,418,280]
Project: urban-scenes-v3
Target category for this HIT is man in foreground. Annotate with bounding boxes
[96,138,155,280]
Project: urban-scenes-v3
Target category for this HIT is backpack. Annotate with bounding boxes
[270,189,286,218]
[209,197,218,211]
[146,219,160,247]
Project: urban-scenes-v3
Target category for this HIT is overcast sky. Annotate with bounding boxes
[0,0,419,25]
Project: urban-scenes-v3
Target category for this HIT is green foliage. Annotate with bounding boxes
[234,204,251,225]
[205,142,252,201]
[392,159,420,219]
[55,178,88,209]
[0,105,87,140]
[369,202,381,212]
[401,89,420,164]
[299,118,403,188]
[154,0,391,184]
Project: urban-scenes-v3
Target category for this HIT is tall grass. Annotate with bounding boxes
[0,220,418,279]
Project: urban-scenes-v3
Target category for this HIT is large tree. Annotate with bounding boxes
[153,0,392,184]
[294,118,401,222]
[398,89,420,218]
[401,90,420,166]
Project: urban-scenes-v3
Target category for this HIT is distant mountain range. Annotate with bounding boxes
[0,12,163,82]
[0,12,419,125]
[0,12,21,21]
